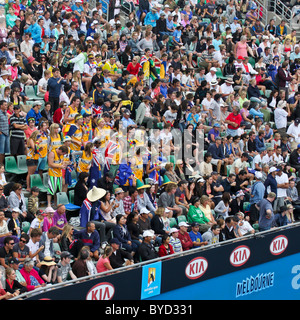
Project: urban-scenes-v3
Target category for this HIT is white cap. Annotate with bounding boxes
[210,67,217,72]
[12,207,21,213]
[170,227,179,234]
[255,171,262,179]
[178,221,189,227]
[269,167,279,173]
[140,207,150,214]
[143,230,154,237]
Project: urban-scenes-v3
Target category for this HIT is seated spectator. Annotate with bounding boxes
[188,222,208,248]
[138,230,158,262]
[202,224,222,245]
[169,227,183,253]
[56,251,77,283]
[71,248,90,278]
[108,238,134,269]
[19,258,46,291]
[75,222,100,261]
[187,197,211,234]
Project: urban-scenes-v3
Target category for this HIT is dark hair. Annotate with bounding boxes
[4,236,13,246]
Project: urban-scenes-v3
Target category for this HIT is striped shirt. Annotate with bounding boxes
[198,50,214,63]
[169,236,182,253]
[9,114,26,139]
[0,109,9,136]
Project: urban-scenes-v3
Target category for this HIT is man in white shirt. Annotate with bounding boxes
[252,148,267,171]
[220,77,234,99]
[262,147,274,164]
[27,228,43,265]
[20,33,34,59]
[274,165,289,213]
[37,70,51,97]
[274,100,290,137]
[287,118,300,151]
[230,152,250,175]
[205,67,217,84]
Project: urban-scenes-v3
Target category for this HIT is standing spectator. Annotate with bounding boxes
[0,100,9,164]
[257,192,276,231]
[47,68,67,114]
[9,105,27,157]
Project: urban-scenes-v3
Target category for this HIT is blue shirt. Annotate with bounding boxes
[249,181,265,204]
[121,116,136,128]
[189,231,203,248]
[26,108,42,126]
[258,198,274,230]
[173,29,181,42]
[212,38,222,51]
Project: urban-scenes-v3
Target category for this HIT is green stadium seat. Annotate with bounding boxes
[169,217,177,228]
[24,85,44,101]
[5,156,27,175]
[17,155,28,173]
[68,189,75,204]
[57,191,80,210]
[30,174,48,192]
[177,215,187,224]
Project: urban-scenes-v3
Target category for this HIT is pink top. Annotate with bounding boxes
[42,217,54,232]
[96,256,110,273]
[236,41,248,58]
[20,267,44,291]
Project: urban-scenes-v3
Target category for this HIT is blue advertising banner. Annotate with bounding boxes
[141,261,162,300]
[147,252,300,300]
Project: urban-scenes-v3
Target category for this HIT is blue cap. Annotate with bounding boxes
[213,123,220,127]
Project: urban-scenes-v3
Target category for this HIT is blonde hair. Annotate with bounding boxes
[155,207,165,217]
[49,123,60,138]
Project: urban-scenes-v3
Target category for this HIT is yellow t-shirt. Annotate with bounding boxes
[102,61,118,74]
[48,149,63,178]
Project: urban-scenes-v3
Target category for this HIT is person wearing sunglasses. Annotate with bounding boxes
[12,233,30,264]
[0,236,15,269]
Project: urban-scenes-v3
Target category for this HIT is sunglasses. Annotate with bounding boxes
[20,239,27,243]
[9,242,14,245]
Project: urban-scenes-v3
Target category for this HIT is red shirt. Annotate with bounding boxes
[178,231,193,251]
[158,244,175,257]
[226,112,242,130]
[53,107,63,124]
[126,62,142,76]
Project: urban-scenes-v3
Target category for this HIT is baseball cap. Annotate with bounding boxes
[60,251,74,259]
[8,257,20,264]
[170,227,179,234]
[255,171,262,179]
[110,238,121,245]
[191,222,200,227]
[143,230,154,237]
[178,221,189,227]
[140,207,150,214]
[269,167,279,173]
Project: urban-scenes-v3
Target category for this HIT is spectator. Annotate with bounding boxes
[56,251,77,283]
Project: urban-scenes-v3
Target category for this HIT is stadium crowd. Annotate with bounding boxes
[0,0,300,298]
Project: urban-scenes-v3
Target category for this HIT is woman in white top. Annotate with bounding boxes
[214,192,231,218]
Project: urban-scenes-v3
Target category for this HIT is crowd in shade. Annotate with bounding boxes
[0,0,300,299]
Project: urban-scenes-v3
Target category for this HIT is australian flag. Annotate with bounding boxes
[79,199,92,227]
[88,148,102,189]
[103,140,118,175]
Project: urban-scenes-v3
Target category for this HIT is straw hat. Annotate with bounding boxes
[87,186,106,202]
[40,256,56,266]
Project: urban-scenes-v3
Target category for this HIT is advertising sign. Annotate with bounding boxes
[141,261,162,300]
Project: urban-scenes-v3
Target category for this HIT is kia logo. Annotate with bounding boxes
[86,282,115,300]
[270,235,288,255]
[185,257,208,279]
[230,245,251,267]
